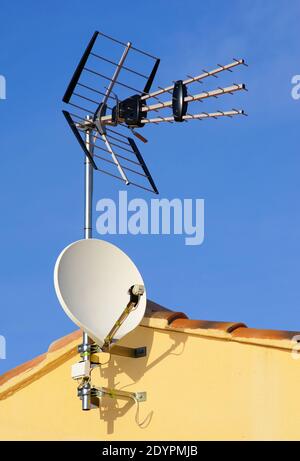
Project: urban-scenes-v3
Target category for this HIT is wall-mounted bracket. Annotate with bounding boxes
[90,386,147,402]
[90,345,147,362]
[111,345,147,358]
[74,283,147,409]
[78,342,147,364]
[77,385,147,412]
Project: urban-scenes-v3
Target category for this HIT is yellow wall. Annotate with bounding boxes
[1,324,300,440]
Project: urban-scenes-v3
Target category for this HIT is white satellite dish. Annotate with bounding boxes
[54,238,146,348]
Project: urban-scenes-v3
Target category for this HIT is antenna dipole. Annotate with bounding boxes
[140,58,246,101]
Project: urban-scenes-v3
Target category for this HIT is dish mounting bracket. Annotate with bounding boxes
[72,284,147,411]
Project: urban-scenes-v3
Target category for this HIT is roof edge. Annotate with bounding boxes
[1,299,299,398]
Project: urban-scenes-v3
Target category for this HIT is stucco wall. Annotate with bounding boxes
[1,322,300,440]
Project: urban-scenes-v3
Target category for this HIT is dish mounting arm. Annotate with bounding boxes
[102,284,145,351]
[73,284,147,412]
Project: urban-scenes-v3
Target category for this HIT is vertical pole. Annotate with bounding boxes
[84,124,93,240]
[82,117,94,411]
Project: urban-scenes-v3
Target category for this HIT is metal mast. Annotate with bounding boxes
[81,119,93,411]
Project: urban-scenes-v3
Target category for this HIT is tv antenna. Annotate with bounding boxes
[56,30,247,413]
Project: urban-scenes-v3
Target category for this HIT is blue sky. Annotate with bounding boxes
[0,0,300,373]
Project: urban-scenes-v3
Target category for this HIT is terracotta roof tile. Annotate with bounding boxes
[231,327,299,341]
[0,353,46,387]
[48,330,82,352]
[0,331,82,390]
[170,319,246,333]
[144,300,187,324]
[145,300,172,318]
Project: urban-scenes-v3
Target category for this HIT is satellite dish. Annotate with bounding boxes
[54,238,146,347]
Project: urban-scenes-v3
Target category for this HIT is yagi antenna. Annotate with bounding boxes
[62,30,247,195]
[57,30,248,413]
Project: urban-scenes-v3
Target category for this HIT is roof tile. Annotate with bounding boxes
[48,330,82,353]
[231,327,299,341]
[0,353,46,387]
[145,302,187,322]
[170,319,246,333]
